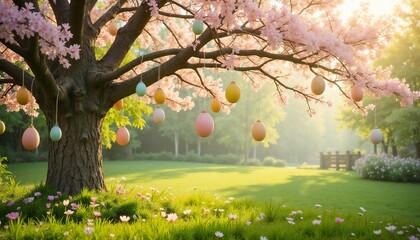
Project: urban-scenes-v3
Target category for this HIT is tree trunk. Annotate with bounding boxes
[174,132,179,157]
[46,112,105,195]
[391,145,398,157]
[415,142,420,160]
[197,138,201,156]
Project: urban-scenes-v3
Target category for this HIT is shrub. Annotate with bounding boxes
[214,154,241,165]
[240,158,262,166]
[200,154,216,163]
[0,156,11,185]
[263,157,287,167]
[355,154,420,182]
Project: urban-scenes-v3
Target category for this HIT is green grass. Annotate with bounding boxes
[7,160,420,221]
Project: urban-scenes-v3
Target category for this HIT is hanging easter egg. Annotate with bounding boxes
[154,88,166,104]
[251,120,266,141]
[311,75,326,95]
[49,125,62,142]
[0,120,5,134]
[116,126,130,146]
[152,107,165,124]
[195,111,214,138]
[370,128,383,145]
[192,20,204,35]
[225,81,240,103]
[351,86,364,102]
[108,21,119,36]
[211,98,221,113]
[22,125,40,150]
[114,99,123,110]
[136,81,147,96]
[17,86,31,105]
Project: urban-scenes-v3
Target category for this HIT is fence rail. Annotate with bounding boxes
[320,151,362,171]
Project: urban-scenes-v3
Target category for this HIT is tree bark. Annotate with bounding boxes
[45,111,105,195]
[415,142,420,160]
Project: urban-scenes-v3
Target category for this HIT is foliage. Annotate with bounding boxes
[262,157,287,167]
[7,161,420,220]
[102,96,152,149]
[0,181,420,239]
[0,156,11,185]
[355,154,420,182]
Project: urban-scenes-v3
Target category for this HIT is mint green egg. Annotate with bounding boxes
[192,20,204,35]
[136,81,147,96]
[50,125,62,142]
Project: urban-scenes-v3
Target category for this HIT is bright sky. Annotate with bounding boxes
[340,0,402,18]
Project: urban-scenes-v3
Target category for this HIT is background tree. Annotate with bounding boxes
[0,0,418,194]
[339,0,420,158]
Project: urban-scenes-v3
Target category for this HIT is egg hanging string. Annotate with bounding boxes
[30,78,35,126]
[55,88,59,125]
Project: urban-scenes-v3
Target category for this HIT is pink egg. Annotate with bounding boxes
[22,125,40,150]
[195,111,214,138]
[116,126,130,146]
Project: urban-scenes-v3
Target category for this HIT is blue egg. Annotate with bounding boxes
[50,125,62,142]
[136,81,147,96]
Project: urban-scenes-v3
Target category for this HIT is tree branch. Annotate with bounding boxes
[68,0,87,46]
[99,0,169,70]
[93,0,129,34]
[48,0,70,25]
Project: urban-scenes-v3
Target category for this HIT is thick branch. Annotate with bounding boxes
[93,0,129,33]
[0,59,34,88]
[68,0,87,46]
[96,48,182,85]
[99,0,169,70]
[48,0,70,25]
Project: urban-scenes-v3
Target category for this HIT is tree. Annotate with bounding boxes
[0,0,418,194]
[339,0,420,158]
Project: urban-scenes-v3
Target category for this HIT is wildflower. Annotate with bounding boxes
[121,177,126,181]
[90,197,97,202]
[215,231,224,238]
[229,213,238,220]
[288,220,295,225]
[385,225,397,232]
[46,203,51,208]
[161,212,167,218]
[260,237,268,240]
[246,221,252,225]
[110,178,115,181]
[133,214,137,220]
[71,203,78,210]
[120,215,130,222]
[408,236,418,240]
[94,211,101,217]
[87,219,94,226]
[373,230,381,235]
[360,207,366,212]
[183,209,191,215]
[64,210,74,215]
[218,209,225,213]
[351,233,356,237]
[63,231,69,236]
[5,212,19,220]
[315,204,322,208]
[260,213,265,219]
[6,202,14,207]
[110,233,115,238]
[90,203,99,208]
[317,215,322,219]
[167,213,178,222]
[335,217,344,223]
[83,227,94,235]
[47,195,55,201]
[23,197,34,204]
[34,192,42,197]
[397,231,404,235]
[57,191,62,197]
[312,220,321,225]
[63,200,69,207]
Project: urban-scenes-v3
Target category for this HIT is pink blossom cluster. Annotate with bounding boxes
[0,1,80,68]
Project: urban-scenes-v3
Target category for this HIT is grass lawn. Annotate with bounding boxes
[7,160,420,221]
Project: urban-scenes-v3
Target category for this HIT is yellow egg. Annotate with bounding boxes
[211,98,221,113]
[154,88,166,104]
[311,75,325,95]
[17,86,31,105]
[0,120,5,134]
[114,99,123,110]
[225,81,240,103]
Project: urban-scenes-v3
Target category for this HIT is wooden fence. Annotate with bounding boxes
[320,151,362,171]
